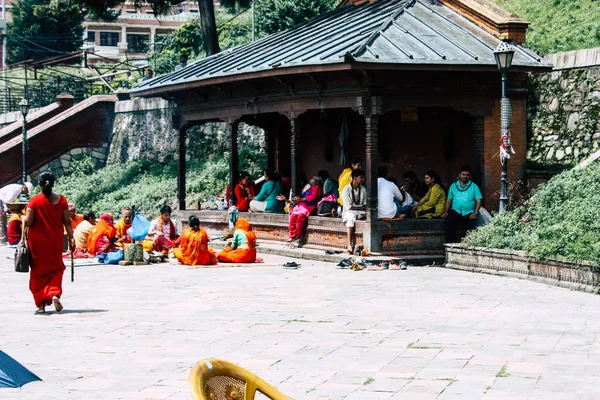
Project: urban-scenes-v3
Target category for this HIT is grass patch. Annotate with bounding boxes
[285,319,310,323]
[363,378,374,385]
[407,341,442,350]
[496,364,509,378]
[306,387,316,393]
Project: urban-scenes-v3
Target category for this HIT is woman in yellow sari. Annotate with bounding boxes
[413,170,446,218]
[173,216,217,266]
[217,218,258,263]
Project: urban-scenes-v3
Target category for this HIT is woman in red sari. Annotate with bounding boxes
[217,218,258,263]
[25,171,75,313]
[234,171,256,212]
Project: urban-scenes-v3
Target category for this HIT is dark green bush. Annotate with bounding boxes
[465,162,600,265]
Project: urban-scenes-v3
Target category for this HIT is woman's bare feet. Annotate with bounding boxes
[52,296,63,312]
[286,237,296,242]
[35,307,46,314]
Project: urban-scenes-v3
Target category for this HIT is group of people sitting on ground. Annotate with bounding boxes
[67,204,260,266]
[224,159,483,253]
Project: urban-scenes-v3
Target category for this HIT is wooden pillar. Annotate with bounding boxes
[177,124,187,211]
[359,96,383,253]
[228,119,240,205]
[288,114,302,195]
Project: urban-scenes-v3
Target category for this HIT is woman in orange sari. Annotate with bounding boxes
[25,171,75,313]
[173,216,217,266]
[86,213,117,255]
[217,218,258,263]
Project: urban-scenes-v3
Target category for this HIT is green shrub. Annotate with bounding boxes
[465,163,600,265]
[54,142,266,219]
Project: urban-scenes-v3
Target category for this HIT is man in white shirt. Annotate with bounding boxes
[341,169,366,254]
[377,165,404,219]
[0,182,33,245]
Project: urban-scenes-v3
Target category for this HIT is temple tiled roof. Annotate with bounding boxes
[131,0,551,95]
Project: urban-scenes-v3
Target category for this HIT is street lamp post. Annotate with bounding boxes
[19,98,30,184]
[493,42,515,214]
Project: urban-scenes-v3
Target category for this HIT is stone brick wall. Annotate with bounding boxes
[528,50,600,167]
[108,97,265,165]
[30,145,108,183]
[445,244,600,293]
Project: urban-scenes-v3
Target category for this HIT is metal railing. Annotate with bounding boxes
[0,79,114,113]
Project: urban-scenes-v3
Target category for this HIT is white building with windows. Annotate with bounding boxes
[83,1,207,66]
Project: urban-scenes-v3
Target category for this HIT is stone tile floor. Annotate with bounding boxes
[2,245,600,399]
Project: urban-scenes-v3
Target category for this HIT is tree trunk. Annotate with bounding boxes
[198,0,220,56]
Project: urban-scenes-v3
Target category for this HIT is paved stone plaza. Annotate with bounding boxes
[2,245,600,400]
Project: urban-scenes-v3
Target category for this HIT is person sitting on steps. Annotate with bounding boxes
[341,169,366,254]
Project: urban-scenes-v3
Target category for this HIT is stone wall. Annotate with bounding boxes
[527,48,600,167]
[30,145,108,183]
[445,244,600,294]
[108,97,265,165]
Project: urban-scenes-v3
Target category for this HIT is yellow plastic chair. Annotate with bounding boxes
[189,359,293,400]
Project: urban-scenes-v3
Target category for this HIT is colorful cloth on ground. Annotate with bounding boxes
[115,218,132,245]
[253,181,285,212]
[447,180,483,216]
[86,217,116,255]
[173,228,217,265]
[7,213,22,245]
[337,168,352,205]
[73,220,94,250]
[70,214,84,230]
[234,182,256,212]
[291,185,323,217]
[217,218,257,263]
[416,183,446,218]
[27,193,68,308]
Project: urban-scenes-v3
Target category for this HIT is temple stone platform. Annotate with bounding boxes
[180,210,446,256]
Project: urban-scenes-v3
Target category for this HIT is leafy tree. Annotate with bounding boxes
[149,20,204,75]
[7,0,86,62]
[255,0,338,36]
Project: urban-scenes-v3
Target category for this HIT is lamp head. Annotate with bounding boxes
[19,98,30,117]
[494,42,515,71]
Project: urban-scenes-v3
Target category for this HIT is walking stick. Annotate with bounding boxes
[70,249,74,282]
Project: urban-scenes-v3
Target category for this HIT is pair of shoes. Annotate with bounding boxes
[350,263,364,271]
[326,249,344,255]
[381,261,389,270]
[52,296,63,312]
[336,258,353,269]
[367,265,384,271]
[282,261,301,269]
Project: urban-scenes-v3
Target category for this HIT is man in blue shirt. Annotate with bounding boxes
[442,166,482,243]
